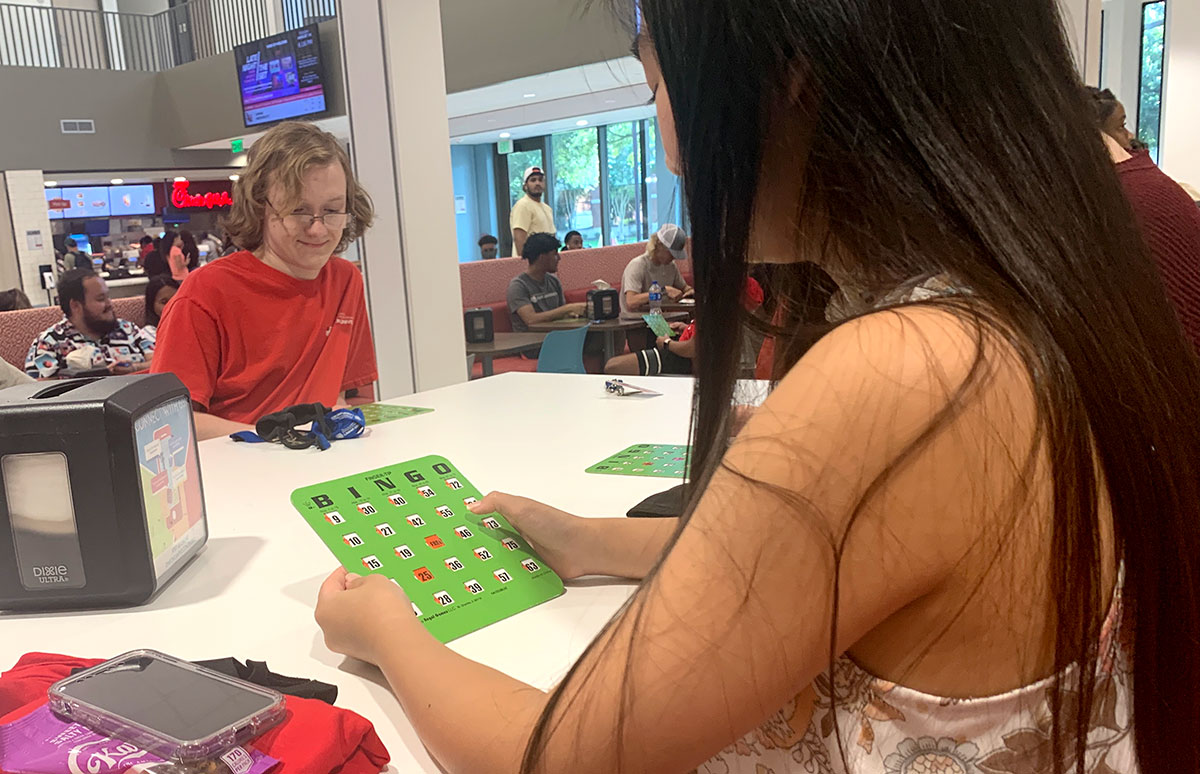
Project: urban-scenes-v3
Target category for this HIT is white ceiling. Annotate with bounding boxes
[43,167,245,187]
[178,57,652,152]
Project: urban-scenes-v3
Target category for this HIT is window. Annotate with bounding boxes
[606,122,646,245]
[478,116,682,259]
[550,128,601,247]
[1137,1,1166,163]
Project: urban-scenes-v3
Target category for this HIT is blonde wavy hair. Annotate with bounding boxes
[223,121,374,255]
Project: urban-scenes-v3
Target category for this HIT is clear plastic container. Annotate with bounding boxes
[48,649,286,762]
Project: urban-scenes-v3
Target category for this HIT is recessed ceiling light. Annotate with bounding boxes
[523,93,537,99]
[173,176,187,182]
[576,120,589,126]
[110,178,124,185]
[499,132,512,139]
[229,174,240,181]
[44,181,57,187]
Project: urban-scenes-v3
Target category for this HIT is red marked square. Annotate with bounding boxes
[413,566,434,583]
[424,534,445,549]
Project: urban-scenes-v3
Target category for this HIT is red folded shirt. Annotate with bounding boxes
[0,653,390,774]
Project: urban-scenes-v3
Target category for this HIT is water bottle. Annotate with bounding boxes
[648,280,663,316]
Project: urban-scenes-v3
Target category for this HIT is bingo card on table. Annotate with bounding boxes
[292,455,564,642]
[585,444,690,479]
[357,403,434,426]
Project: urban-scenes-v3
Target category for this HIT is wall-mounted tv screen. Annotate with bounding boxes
[62,187,111,219]
[109,184,156,216]
[235,24,326,128]
[46,188,64,220]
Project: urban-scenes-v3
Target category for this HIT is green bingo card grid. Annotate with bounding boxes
[585,444,690,479]
[291,455,564,642]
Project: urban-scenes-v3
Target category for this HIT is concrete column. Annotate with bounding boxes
[1,171,55,304]
[337,0,466,397]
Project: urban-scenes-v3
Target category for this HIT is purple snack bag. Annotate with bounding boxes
[0,706,279,774]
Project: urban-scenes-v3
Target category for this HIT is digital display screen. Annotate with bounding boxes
[109,184,156,216]
[236,25,326,127]
[46,188,64,220]
[132,398,206,581]
[62,187,111,219]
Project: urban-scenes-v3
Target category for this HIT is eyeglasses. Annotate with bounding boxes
[269,201,351,231]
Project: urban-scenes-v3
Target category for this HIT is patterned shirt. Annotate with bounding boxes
[25,318,155,378]
[697,576,1133,774]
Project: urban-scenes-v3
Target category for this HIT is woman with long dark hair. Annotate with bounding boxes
[180,229,201,270]
[314,0,1200,771]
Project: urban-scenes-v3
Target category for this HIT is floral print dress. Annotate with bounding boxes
[696,579,1134,774]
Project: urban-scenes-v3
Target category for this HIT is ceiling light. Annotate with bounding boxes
[523,93,537,98]
[44,181,57,187]
[576,120,589,126]
[110,178,124,185]
[229,174,240,181]
[173,176,187,182]
[499,132,512,139]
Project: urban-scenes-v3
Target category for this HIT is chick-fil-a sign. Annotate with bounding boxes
[171,180,233,209]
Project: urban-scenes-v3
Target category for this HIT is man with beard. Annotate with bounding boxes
[509,166,555,257]
[25,269,155,379]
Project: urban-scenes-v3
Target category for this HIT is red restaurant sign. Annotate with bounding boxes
[171,180,233,209]
[47,198,71,211]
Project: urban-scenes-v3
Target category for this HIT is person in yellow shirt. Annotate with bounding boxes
[509,166,555,256]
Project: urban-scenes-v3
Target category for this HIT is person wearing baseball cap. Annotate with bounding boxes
[509,165,556,257]
[619,222,693,320]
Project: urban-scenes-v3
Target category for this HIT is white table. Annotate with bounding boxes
[0,372,697,772]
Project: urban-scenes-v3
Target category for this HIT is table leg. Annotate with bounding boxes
[482,355,494,377]
[603,332,617,365]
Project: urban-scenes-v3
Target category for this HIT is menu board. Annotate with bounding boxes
[62,187,111,219]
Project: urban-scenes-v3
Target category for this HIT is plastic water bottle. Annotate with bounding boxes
[648,280,663,316]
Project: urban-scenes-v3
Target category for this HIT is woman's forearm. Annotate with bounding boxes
[578,517,679,578]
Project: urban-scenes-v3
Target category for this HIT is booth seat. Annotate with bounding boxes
[461,242,694,376]
[0,297,145,371]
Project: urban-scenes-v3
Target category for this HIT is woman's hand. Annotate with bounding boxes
[316,568,418,664]
[668,321,687,333]
[468,493,592,579]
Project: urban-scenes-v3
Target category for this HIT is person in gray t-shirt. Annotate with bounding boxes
[507,232,586,332]
[620,223,693,319]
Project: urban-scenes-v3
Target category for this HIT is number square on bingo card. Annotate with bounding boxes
[406,514,426,527]
[482,517,500,529]
[375,523,395,537]
[388,494,407,507]
[425,534,446,549]
[436,505,454,519]
[342,532,364,548]
[417,486,436,498]
[395,545,415,560]
[454,525,474,539]
[324,511,345,525]
[362,555,383,571]
[357,502,377,516]
[445,478,463,490]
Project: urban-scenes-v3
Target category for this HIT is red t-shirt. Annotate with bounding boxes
[150,251,378,424]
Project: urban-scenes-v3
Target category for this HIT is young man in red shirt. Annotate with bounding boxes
[151,122,378,440]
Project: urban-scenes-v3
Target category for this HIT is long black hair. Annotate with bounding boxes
[522,0,1200,771]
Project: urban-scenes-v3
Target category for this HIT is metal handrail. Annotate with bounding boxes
[0,0,336,72]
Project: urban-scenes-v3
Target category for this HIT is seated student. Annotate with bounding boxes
[561,230,584,251]
[478,234,499,260]
[141,275,180,338]
[604,278,762,377]
[605,319,695,376]
[25,268,155,379]
[150,121,378,441]
[506,232,586,332]
[0,287,31,312]
[1087,87,1200,352]
[619,223,693,319]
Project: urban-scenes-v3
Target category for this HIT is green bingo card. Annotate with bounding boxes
[291,455,564,642]
[358,403,434,426]
[585,444,690,479]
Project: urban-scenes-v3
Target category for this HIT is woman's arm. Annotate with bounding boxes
[317,307,1027,774]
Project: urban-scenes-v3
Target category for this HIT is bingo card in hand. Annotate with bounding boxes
[585,444,690,479]
[291,455,564,642]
